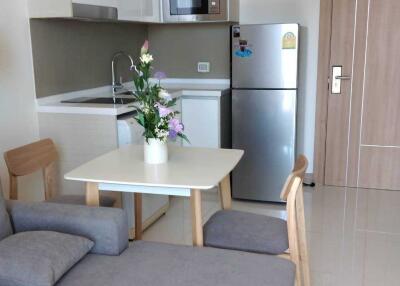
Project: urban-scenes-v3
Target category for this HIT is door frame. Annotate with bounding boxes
[313,0,334,184]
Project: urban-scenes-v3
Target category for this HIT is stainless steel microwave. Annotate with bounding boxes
[162,0,238,22]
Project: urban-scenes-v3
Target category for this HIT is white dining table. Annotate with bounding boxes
[64,145,244,246]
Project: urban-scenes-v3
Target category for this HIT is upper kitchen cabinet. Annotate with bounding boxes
[28,0,119,20]
[74,0,118,7]
[28,0,239,23]
[118,0,161,23]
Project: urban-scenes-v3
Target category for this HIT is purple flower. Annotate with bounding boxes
[168,130,178,139]
[154,71,167,80]
[168,118,184,139]
[155,103,172,117]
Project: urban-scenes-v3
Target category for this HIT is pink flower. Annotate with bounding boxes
[141,40,149,55]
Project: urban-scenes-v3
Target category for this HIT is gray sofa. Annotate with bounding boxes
[1,197,295,286]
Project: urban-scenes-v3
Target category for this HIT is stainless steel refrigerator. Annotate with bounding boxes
[231,23,299,202]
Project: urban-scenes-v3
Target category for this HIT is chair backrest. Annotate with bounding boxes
[286,175,310,286]
[3,139,58,200]
[280,155,308,201]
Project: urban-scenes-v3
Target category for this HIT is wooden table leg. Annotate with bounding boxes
[219,174,232,210]
[190,189,203,247]
[134,193,143,240]
[86,182,100,206]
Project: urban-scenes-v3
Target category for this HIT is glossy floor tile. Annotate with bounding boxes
[142,185,400,286]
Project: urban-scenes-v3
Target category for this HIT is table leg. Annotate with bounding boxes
[190,189,203,247]
[86,182,100,206]
[134,193,143,240]
[219,174,232,210]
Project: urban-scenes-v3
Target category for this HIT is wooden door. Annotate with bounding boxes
[315,0,400,190]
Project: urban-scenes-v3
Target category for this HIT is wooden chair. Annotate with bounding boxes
[203,155,310,286]
[3,138,115,207]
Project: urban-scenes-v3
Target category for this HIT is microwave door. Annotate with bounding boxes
[170,0,208,15]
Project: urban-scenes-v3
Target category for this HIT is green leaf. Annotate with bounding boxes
[178,133,190,144]
[165,98,177,107]
[136,112,145,126]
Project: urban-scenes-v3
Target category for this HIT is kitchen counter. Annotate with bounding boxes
[36,79,230,116]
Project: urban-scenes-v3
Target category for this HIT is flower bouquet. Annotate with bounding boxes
[132,41,188,164]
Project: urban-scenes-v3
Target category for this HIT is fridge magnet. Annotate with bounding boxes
[235,40,253,58]
[282,32,297,49]
[233,26,241,38]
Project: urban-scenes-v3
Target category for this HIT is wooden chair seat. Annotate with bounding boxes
[204,209,288,255]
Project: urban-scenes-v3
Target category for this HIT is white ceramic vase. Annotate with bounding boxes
[144,138,168,164]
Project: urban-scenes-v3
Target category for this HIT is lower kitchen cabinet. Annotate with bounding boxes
[181,91,231,149]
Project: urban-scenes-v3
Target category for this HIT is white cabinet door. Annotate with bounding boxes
[181,97,220,148]
[119,0,161,22]
[141,0,161,22]
[73,0,118,7]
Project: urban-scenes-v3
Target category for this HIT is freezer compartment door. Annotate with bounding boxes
[232,89,297,202]
[232,24,299,89]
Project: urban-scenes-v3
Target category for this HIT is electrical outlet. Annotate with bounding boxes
[198,62,210,73]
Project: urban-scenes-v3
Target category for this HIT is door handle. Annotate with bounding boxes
[331,66,351,94]
[335,75,352,80]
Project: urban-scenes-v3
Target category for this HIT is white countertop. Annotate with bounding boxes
[36,78,230,116]
[65,145,243,190]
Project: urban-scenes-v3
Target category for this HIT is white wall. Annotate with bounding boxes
[0,0,43,200]
[240,0,320,173]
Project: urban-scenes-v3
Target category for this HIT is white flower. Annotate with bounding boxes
[143,107,149,114]
[155,128,169,141]
[159,89,172,101]
[140,53,154,64]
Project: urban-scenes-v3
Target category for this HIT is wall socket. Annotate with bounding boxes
[197,62,210,73]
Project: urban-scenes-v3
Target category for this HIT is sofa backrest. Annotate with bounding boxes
[0,182,13,240]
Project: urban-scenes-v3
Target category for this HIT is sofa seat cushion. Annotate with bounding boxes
[0,231,94,286]
[47,195,115,207]
[204,210,289,255]
[0,190,12,241]
[56,241,295,286]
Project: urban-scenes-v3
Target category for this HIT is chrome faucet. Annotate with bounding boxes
[111,51,135,95]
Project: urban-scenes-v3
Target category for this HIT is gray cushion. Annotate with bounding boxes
[0,231,93,286]
[7,200,128,256]
[204,210,289,255]
[0,190,12,241]
[47,195,116,207]
[56,241,295,286]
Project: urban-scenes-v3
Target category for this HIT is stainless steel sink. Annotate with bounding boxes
[116,91,135,96]
[62,97,136,104]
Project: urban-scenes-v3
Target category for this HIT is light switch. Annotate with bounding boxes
[198,62,210,73]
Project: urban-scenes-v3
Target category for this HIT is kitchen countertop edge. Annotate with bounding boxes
[36,78,230,116]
